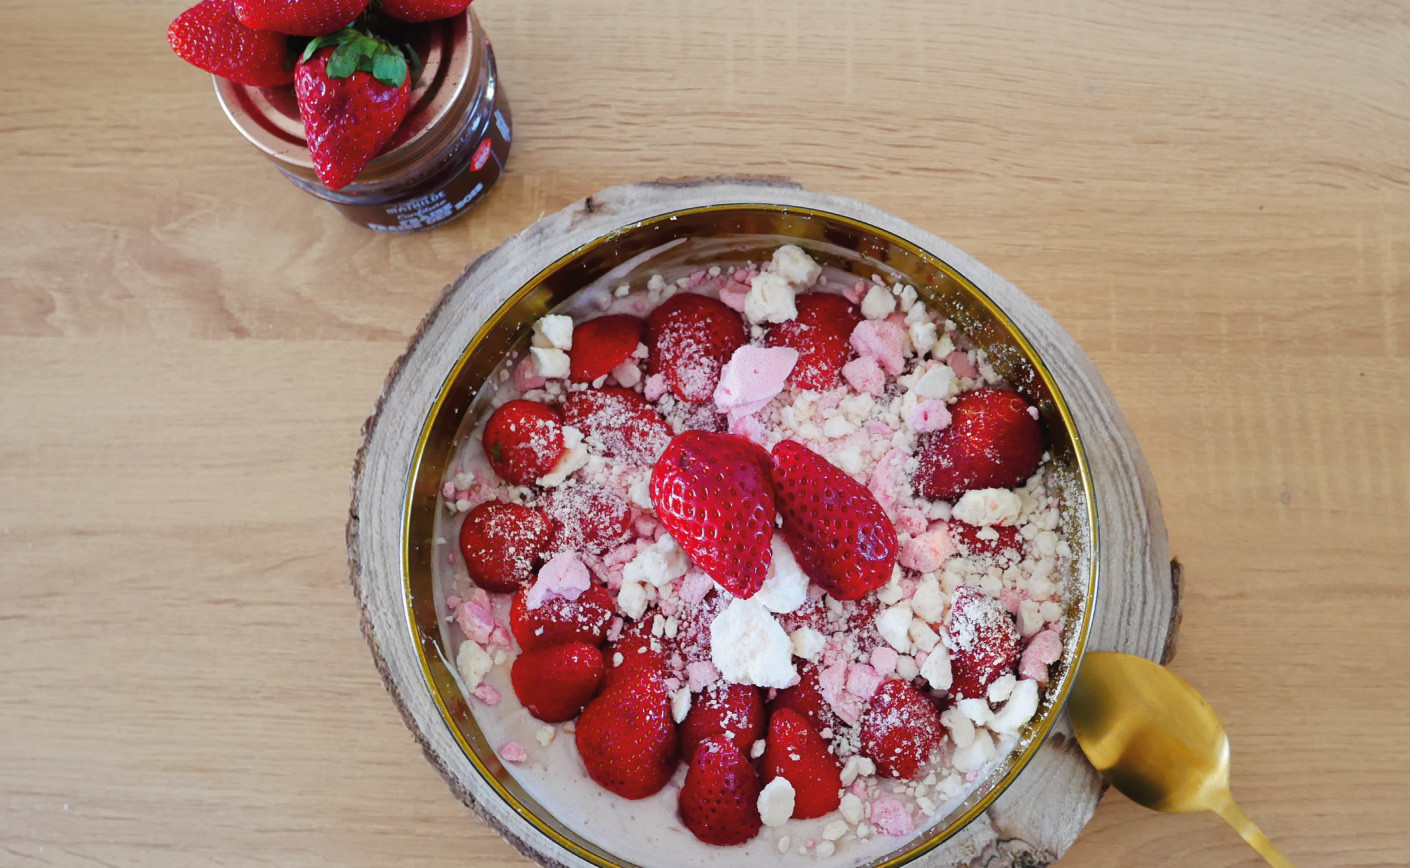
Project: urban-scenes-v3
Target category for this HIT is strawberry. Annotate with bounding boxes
[913,388,1043,502]
[481,399,566,487]
[294,30,415,190]
[677,735,763,846]
[569,315,645,384]
[509,584,614,651]
[859,679,945,780]
[766,663,840,737]
[771,439,898,601]
[576,670,679,799]
[672,589,728,663]
[945,586,1020,699]
[378,0,472,23]
[650,432,776,598]
[777,596,830,635]
[602,619,670,689]
[540,483,632,555]
[559,387,670,465]
[761,708,842,819]
[763,292,862,390]
[950,520,1025,564]
[458,501,553,593]
[232,0,367,36]
[509,641,606,723]
[168,0,295,86]
[678,683,765,761]
[645,293,747,402]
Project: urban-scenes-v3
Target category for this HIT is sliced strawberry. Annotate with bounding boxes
[168,0,296,86]
[509,584,614,651]
[914,388,1043,502]
[482,399,566,487]
[678,735,763,846]
[559,387,670,465]
[645,293,747,402]
[679,683,765,761]
[233,0,366,36]
[539,483,631,556]
[945,586,1020,699]
[771,439,898,601]
[859,679,945,780]
[766,663,840,737]
[950,521,1025,564]
[763,292,862,390]
[570,315,644,383]
[458,501,552,593]
[509,641,606,723]
[650,432,776,598]
[576,670,679,799]
[378,0,471,23]
[761,708,842,819]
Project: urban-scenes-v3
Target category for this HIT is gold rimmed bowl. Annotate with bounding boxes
[349,180,1174,868]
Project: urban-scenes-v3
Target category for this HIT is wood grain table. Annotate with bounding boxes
[3,1,1407,866]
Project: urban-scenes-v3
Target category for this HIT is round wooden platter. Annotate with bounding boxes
[348,178,1179,868]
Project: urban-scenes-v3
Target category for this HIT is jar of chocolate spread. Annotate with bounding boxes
[215,10,511,233]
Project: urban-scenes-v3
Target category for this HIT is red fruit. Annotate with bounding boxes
[569,315,645,384]
[945,586,1020,699]
[233,0,366,35]
[950,521,1025,564]
[509,584,614,651]
[293,35,413,190]
[650,432,776,598]
[509,641,606,723]
[766,664,840,737]
[761,708,842,819]
[481,400,566,487]
[859,679,945,780]
[678,735,762,846]
[458,501,552,593]
[559,387,670,465]
[540,483,631,555]
[673,589,729,663]
[777,596,830,635]
[844,597,885,656]
[679,683,765,761]
[603,619,670,688]
[576,671,679,799]
[914,388,1044,502]
[378,0,471,22]
[763,292,862,390]
[771,439,898,601]
[168,0,295,86]
[645,293,747,402]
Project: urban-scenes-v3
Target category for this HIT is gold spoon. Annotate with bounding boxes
[1067,651,1294,867]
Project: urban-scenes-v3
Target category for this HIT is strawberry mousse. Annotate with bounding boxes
[432,244,1076,865]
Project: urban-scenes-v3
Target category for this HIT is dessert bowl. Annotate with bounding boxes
[348,180,1175,868]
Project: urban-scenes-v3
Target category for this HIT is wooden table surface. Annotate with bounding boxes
[4,1,1407,865]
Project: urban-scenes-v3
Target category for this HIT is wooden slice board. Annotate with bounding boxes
[348,178,1178,868]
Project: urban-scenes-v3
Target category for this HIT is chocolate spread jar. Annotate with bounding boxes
[215,10,511,232]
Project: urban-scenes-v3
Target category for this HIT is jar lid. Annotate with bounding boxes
[215,11,480,185]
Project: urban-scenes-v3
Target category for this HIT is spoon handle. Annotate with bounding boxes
[1213,795,1295,868]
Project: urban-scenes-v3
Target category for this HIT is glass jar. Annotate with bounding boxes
[215,10,511,233]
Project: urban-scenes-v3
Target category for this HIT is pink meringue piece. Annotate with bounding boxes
[500,741,528,763]
[898,529,955,573]
[643,373,669,401]
[946,349,979,380]
[841,356,885,396]
[870,796,914,836]
[999,588,1026,617]
[850,320,907,375]
[473,683,502,705]
[686,660,721,693]
[895,508,929,537]
[844,663,883,700]
[454,600,495,645]
[525,552,591,610]
[713,345,798,423]
[869,645,899,677]
[908,400,952,433]
[868,447,908,511]
[718,285,749,312]
[1019,627,1063,683]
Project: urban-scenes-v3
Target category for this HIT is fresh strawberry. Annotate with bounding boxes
[509,584,614,651]
[168,0,295,86]
[777,596,830,635]
[457,501,552,593]
[771,439,898,601]
[650,432,776,598]
[859,679,945,780]
[945,586,1020,699]
[766,663,840,737]
[950,520,1025,564]
[677,735,763,846]
[233,0,367,36]
[645,293,747,402]
[540,483,631,555]
[845,596,885,655]
[602,619,670,688]
[672,589,728,663]
[378,0,471,23]
[509,641,606,723]
[569,315,645,384]
[763,292,862,390]
[559,387,670,465]
[913,388,1043,502]
[678,683,765,761]
[294,30,414,190]
[576,670,679,799]
[481,399,566,487]
[761,708,842,819]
